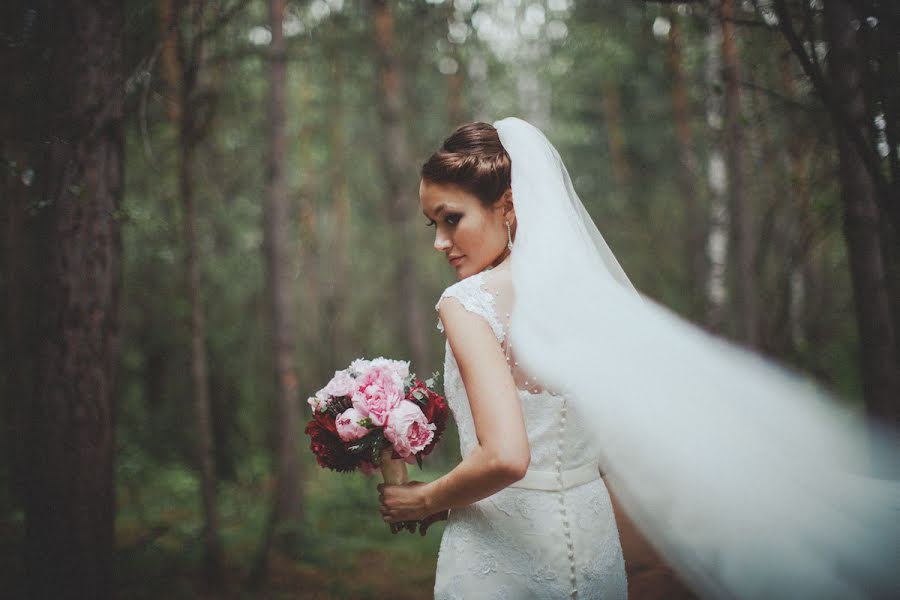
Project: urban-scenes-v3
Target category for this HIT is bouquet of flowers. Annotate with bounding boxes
[304,357,448,531]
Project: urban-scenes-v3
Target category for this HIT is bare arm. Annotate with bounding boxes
[421,296,531,513]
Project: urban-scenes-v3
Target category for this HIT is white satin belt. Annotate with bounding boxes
[507,462,601,491]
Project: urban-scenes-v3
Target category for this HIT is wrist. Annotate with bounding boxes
[422,480,441,514]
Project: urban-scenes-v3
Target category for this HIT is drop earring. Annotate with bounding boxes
[506,221,513,250]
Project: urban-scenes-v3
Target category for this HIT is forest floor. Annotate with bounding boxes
[0,457,696,599]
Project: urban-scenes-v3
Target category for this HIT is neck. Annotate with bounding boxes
[488,249,512,270]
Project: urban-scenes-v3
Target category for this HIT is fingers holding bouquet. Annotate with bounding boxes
[378,481,449,535]
[378,480,432,523]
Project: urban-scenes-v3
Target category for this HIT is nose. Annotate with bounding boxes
[434,231,451,253]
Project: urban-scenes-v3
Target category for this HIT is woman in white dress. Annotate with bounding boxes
[378,118,899,600]
[377,120,627,599]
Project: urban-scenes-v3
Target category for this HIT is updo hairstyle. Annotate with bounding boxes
[420,122,511,207]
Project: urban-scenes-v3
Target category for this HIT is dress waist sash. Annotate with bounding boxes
[507,462,600,491]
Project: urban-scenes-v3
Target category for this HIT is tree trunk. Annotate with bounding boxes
[718,0,759,348]
[328,45,350,367]
[778,49,814,356]
[1,150,30,510]
[181,111,226,587]
[23,1,124,597]
[252,0,305,584]
[745,70,791,357]
[164,0,225,583]
[824,0,900,429]
[265,0,303,532]
[666,7,708,320]
[295,81,323,386]
[703,12,729,332]
[372,0,430,374]
[445,0,465,127]
[600,77,632,201]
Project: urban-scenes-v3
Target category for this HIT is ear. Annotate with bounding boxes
[499,188,515,221]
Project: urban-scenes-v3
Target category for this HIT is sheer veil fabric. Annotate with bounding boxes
[493,117,900,599]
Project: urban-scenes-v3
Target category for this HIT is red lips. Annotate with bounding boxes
[449,255,464,266]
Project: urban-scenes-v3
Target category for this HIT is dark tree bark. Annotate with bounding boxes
[18,1,124,597]
[600,78,632,198]
[824,0,900,428]
[1,41,32,510]
[666,7,709,320]
[372,0,430,374]
[717,0,760,348]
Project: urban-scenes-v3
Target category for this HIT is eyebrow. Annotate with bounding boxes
[423,203,447,218]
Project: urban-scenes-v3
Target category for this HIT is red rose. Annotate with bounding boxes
[304,418,360,472]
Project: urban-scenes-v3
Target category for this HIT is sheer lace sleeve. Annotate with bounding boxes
[435,271,506,343]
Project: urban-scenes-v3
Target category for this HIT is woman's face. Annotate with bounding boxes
[419,179,513,279]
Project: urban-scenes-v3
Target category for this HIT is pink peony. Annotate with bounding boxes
[351,365,403,426]
[335,407,370,442]
[321,369,356,398]
[370,357,410,382]
[384,400,437,458]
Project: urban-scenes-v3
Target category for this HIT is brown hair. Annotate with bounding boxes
[420,122,511,207]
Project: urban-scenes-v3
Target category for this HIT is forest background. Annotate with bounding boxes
[1,0,898,598]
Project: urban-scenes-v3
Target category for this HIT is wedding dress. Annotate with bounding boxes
[432,266,628,600]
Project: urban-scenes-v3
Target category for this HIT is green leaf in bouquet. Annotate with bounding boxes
[346,428,383,459]
[415,453,423,469]
[425,371,441,388]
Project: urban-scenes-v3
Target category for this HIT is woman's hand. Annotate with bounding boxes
[378,480,434,524]
[418,509,450,536]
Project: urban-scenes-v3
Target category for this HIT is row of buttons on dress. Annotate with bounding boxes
[557,394,578,598]
[501,298,577,597]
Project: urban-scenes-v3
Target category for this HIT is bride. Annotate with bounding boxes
[377,118,900,599]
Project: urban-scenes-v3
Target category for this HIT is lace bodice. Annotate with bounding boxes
[432,268,626,599]
[435,269,600,474]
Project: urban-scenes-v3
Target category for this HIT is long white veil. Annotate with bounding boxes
[494,116,900,599]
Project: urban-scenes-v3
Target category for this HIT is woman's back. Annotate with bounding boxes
[434,266,625,599]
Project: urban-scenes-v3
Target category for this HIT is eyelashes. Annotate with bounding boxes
[424,214,461,227]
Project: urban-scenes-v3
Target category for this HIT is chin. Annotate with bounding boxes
[454,265,473,279]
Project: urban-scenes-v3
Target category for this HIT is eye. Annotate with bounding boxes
[445,213,461,225]
[424,219,436,227]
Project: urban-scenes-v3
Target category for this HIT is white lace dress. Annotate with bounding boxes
[432,269,628,600]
